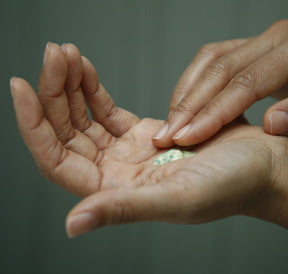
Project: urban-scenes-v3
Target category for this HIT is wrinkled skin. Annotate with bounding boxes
[153,19,288,147]
[11,43,288,237]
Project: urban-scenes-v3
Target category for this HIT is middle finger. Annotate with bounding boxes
[38,43,98,161]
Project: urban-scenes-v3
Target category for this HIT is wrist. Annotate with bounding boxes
[245,147,288,228]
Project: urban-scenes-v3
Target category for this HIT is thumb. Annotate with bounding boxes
[263,97,288,136]
[65,183,182,238]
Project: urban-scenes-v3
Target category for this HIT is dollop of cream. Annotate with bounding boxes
[154,149,196,165]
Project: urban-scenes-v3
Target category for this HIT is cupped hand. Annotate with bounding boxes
[11,43,173,197]
[11,43,288,239]
[66,121,288,237]
[152,19,288,147]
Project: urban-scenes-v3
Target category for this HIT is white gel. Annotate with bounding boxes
[154,149,196,166]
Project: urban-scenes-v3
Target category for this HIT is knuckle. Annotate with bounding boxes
[172,85,191,108]
[231,70,262,101]
[175,96,195,114]
[198,42,220,57]
[107,200,135,225]
[199,105,215,118]
[57,122,75,145]
[73,111,91,132]
[104,104,118,124]
[204,59,231,81]
[269,19,288,31]
[231,71,256,91]
[169,87,188,111]
[174,83,191,96]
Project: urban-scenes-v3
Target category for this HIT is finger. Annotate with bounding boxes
[169,38,250,112]
[263,97,288,136]
[81,56,140,137]
[38,43,100,160]
[173,38,288,146]
[153,20,288,147]
[60,43,115,151]
[11,78,101,197]
[38,42,71,142]
[61,43,89,131]
[66,129,274,237]
[65,181,185,238]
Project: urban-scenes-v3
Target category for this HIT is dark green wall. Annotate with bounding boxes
[1,1,288,273]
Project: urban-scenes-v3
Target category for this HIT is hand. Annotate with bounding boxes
[66,121,288,238]
[11,43,288,238]
[11,42,162,197]
[152,19,288,148]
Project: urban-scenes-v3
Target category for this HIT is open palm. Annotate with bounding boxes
[11,43,288,237]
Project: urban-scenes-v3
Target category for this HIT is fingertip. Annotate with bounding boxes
[263,98,288,136]
[263,110,272,135]
[43,42,63,66]
[10,77,17,97]
[43,42,51,65]
[266,110,288,136]
[152,123,169,140]
[172,124,190,140]
[152,137,175,148]
[10,77,43,133]
[10,77,31,98]
[172,137,195,147]
[171,120,212,146]
[61,43,80,56]
[38,42,68,95]
[60,43,67,54]
[10,76,21,89]
[172,123,202,146]
[172,134,194,147]
[66,211,97,238]
[152,123,175,148]
[156,109,198,147]
[60,43,84,91]
[81,55,89,63]
[43,42,66,67]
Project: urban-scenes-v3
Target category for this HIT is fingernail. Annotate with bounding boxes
[61,43,67,54]
[173,124,190,140]
[43,42,51,65]
[10,77,16,97]
[10,77,15,89]
[269,110,288,135]
[153,123,169,139]
[66,212,97,238]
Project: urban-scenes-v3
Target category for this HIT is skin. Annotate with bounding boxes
[153,19,288,147]
[11,43,288,238]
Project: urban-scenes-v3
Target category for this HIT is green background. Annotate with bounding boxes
[1,0,288,273]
